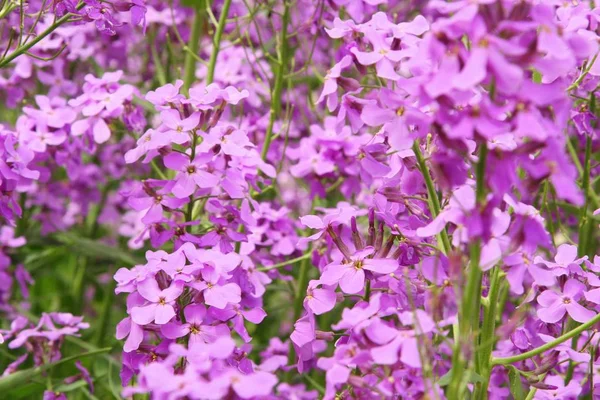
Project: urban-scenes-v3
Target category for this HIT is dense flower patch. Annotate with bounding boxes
[0,0,599,399]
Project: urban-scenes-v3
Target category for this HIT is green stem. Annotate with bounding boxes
[0,347,111,391]
[578,135,593,257]
[258,251,312,272]
[492,312,600,365]
[524,387,538,400]
[206,0,232,85]
[448,240,482,398]
[448,143,487,399]
[260,0,290,161]
[293,253,311,322]
[0,3,83,69]
[568,52,599,91]
[286,250,312,377]
[412,141,451,254]
[94,276,115,348]
[475,144,488,203]
[182,3,206,95]
[566,137,584,175]
[0,1,17,20]
[72,256,87,315]
[475,267,503,399]
[150,31,167,86]
[567,136,600,209]
[561,135,595,384]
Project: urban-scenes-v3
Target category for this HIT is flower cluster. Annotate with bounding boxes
[0,0,599,399]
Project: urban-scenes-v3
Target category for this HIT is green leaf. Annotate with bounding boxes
[8,382,45,400]
[0,348,111,393]
[181,0,205,9]
[438,370,451,386]
[53,232,143,266]
[55,379,90,393]
[438,370,484,387]
[508,365,526,400]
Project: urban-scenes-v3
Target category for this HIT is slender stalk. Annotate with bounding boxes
[182,3,207,95]
[258,251,312,272]
[567,136,600,209]
[448,143,487,399]
[0,2,86,69]
[475,144,488,204]
[150,32,167,86]
[475,266,503,399]
[0,9,76,68]
[524,387,538,400]
[492,312,600,365]
[578,134,593,257]
[364,280,371,301]
[568,53,599,91]
[72,256,87,315]
[448,240,482,398]
[0,1,17,20]
[562,134,595,384]
[293,253,311,321]
[260,1,290,161]
[286,251,312,375]
[206,0,232,85]
[94,277,115,348]
[412,141,451,254]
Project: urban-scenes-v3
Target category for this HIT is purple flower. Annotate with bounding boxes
[505,251,555,295]
[23,95,76,129]
[320,247,397,294]
[82,0,123,35]
[163,152,220,199]
[43,392,67,400]
[146,80,185,108]
[533,243,587,277]
[304,281,337,315]
[130,279,184,325]
[537,279,596,324]
[160,109,199,137]
[351,29,407,81]
[210,304,266,343]
[189,267,241,309]
[161,304,222,345]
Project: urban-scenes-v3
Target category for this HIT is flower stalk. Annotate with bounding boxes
[206,0,232,85]
[261,0,291,161]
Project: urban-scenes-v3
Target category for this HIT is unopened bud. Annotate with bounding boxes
[348,375,365,388]
[315,330,334,341]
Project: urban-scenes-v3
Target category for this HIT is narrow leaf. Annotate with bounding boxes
[54,232,142,266]
[508,366,526,400]
[0,348,111,392]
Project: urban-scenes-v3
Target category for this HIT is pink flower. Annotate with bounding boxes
[163,152,220,198]
[320,247,397,294]
[189,267,241,309]
[537,279,596,324]
[130,279,184,325]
